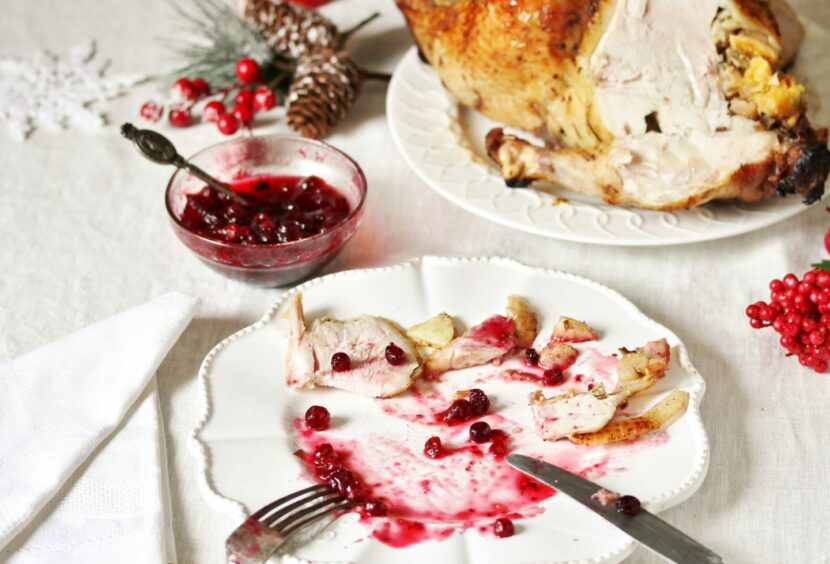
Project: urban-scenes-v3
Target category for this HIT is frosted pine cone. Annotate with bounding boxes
[244,0,341,59]
[287,48,363,138]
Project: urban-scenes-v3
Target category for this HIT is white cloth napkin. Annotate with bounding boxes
[0,292,198,563]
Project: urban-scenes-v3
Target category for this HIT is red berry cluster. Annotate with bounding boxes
[139,57,278,135]
[746,269,830,372]
[425,388,511,459]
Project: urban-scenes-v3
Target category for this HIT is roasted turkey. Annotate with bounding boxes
[396,0,830,210]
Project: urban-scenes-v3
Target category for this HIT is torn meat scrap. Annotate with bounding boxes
[530,338,681,443]
[425,314,517,374]
[539,342,579,371]
[283,293,421,398]
[506,295,538,350]
[591,488,621,506]
[551,317,598,343]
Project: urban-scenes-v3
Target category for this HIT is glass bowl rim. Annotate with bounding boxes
[164,133,368,250]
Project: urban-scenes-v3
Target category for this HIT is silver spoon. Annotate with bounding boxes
[120,123,251,206]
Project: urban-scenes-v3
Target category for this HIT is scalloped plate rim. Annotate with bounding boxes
[188,256,710,563]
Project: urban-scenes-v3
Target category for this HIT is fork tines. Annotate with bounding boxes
[254,483,353,535]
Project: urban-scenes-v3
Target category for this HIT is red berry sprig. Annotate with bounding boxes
[746,268,830,372]
[235,58,261,84]
[138,58,279,136]
[139,101,163,122]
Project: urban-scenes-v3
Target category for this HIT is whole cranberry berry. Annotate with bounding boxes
[168,108,192,127]
[328,468,356,494]
[441,399,472,423]
[139,101,163,122]
[493,518,515,538]
[203,100,226,122]
[469,421,492,443]
[364,500,388,517]
[172,78,198,101]
[331,352,351,372]
[216,113,239,135]
[615,495,642,516]
[525,348,540,366]
[424,436,443,459]
[232,102,254,126]
[235,58,261,84]
[191,77,210,97]
[543,368,564,386]
[783,273,799,289]
[468,388,490,416]
[385,343,406,366]
[304,405,330,431]
[818,270,830,289]
[253,86,277,110]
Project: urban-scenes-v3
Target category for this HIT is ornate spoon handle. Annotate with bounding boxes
[120,123,251,206]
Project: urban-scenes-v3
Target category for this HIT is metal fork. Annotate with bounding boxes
[225,483,353,564]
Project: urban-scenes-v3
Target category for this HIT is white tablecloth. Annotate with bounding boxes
[1,0,829,562]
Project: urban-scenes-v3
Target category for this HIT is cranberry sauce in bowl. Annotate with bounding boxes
[181,175,351,245]
[166,135,366,287]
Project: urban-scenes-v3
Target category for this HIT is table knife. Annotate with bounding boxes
[506,454,723,564]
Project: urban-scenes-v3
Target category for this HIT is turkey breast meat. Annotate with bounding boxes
[397,0,829,210]
[284,294,421,398]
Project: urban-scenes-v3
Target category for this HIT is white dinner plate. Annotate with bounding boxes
[386,47,825,246]
[190,256,709,563]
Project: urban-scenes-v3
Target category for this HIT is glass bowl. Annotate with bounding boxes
[165,135,367,287]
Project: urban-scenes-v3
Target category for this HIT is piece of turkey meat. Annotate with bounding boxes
[530,338,671,440]
[425,314,517,374]
[283,293,421,398]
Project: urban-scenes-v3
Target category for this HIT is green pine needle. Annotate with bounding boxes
[161,0,291,88]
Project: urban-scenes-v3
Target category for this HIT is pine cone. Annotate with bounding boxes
[244,0,341,59]
[287,48,363,139]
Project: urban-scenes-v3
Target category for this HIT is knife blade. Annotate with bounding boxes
[506,454,722,564]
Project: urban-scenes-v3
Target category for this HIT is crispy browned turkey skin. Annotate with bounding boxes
[397,0,829,209]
